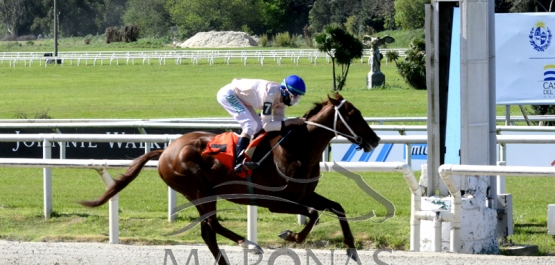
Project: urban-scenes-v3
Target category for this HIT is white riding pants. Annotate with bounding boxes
[217,84,262,137]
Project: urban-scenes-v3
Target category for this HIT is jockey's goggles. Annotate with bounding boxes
[285,88,302,106]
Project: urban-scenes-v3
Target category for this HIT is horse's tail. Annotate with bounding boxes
[79,150,164,208]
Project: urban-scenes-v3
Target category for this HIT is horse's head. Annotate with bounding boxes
[304,93,380,152]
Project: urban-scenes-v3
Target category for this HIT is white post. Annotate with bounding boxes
[432,215,442,252]
[55,128,66,159]
[43,139,52,219]
[405,143,412,167]
[247,205,257,243]
[297,214,307,225]
[410,191,420,251]
[168,188,176,222]
[97,168,119,244]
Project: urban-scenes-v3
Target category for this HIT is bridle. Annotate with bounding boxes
[275,99,365,180]
[304,99,364,148]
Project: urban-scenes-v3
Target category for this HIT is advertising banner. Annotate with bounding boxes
[496,13,555,104]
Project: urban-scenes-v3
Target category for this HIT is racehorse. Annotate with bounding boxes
[80,93,380,265]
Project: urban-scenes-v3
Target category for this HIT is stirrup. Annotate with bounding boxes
[234,162,245,173]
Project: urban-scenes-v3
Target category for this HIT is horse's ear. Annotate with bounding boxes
[328,92,343,105]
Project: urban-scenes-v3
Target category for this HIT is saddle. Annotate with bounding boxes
[201,132,267,178]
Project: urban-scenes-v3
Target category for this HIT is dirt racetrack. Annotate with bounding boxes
[1,240,553,265]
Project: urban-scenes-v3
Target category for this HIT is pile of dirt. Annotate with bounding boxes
[179,31,258,48]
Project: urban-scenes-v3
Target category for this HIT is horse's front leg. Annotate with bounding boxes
[302,192,359,262]
[267,203,319,243]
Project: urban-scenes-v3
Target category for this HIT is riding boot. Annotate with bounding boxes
[234,137,250,173]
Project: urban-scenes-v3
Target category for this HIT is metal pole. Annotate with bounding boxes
[54,0,58,57]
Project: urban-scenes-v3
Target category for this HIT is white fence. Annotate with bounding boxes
[0,132,425,244]
[1,121,555,248]
[0,49,408,67]
[0,115,554,126]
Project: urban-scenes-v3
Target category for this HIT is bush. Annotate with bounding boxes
[18,34,36,41]
[273,32,291,47]
[395,38,426,90]
[291,34,298,48]
[303,25,313,47]
[84,34,93,45]
[137,38,164,48]
[529,105,555,126]
[385,50,399,63]
[1,34,16,41]
[241,25,253,36]
[259,34,269,47]
[105,24,140,44]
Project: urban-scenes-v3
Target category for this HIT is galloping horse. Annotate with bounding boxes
[80,93,380,265]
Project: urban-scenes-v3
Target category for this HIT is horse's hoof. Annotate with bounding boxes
[346,248,359,262]
[278,230,293,240]
[249,245,264,255]
[240,238,264,254]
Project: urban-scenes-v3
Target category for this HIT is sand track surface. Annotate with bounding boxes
[1,240,551,265]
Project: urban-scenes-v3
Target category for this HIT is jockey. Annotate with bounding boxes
[217,75,306,173]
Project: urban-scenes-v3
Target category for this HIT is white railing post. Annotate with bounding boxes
[168,187,176,222]
[43,139,52,219]
[97,168,119,244]
[247,205,257,243]
[406,143,412,167]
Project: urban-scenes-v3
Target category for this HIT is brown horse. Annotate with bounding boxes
[80,93,380,265]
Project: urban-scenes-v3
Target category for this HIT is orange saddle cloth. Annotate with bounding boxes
[201,132,267,178]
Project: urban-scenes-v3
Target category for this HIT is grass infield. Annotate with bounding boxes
[0,48,553,254]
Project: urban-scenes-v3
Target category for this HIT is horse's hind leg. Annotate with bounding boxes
[200,217,230,265]
[196,200,263,265]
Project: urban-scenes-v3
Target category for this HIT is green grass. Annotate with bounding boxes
[0,168,411,249]
[0,40,551,254]
[0,56,426,119]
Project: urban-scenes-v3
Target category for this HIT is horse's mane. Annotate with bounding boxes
[302,93,344,120]
[255,93,344,139]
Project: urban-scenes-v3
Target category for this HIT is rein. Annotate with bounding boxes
[304,99,363,147]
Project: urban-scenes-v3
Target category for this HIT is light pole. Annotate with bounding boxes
[54,0,58,57]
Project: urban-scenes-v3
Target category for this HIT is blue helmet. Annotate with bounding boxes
[281,75,306,96]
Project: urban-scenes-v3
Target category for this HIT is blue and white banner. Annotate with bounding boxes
[496,13,555,105]
[331,131,428,171]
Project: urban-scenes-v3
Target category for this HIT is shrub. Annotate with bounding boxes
[105,24,140,44]
[18,34,36,41]
[259,34,269,47]
[273,32,291,47]
[529,105,555,126]
[303,25,313,47]
[84,34,93,45]
[385,50,399,63]
[2,34,16,41]
[241,25,253,36]
[395,38,426,90]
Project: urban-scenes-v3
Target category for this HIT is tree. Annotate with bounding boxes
[394,0,427,30]
[309,0,359,33]
[167,0,265,38]
[0,0,26,38]
[57,0,100,37]
[314,24,363,91]
[507,0,553,12]
[123,0,171,38]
